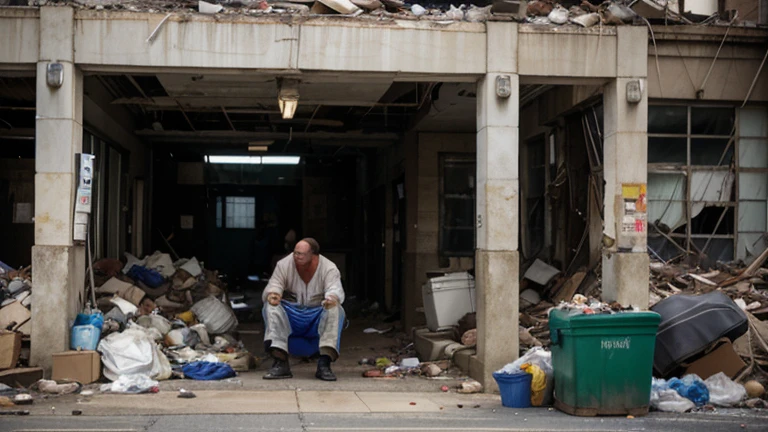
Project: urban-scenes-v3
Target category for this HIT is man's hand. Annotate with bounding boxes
[322,294,339,309]
[267,293,282,306]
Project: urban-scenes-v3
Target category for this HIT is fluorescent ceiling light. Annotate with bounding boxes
[206,155,261,164]
[248,145,269,152]
[278,98,298,120]
[262,156,300,165]
[278,78,300,120]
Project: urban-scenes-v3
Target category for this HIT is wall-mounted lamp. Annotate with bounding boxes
[277,78,300,119]
[495,75,511,98]
[626,79,643,104]
[46,62,64,88]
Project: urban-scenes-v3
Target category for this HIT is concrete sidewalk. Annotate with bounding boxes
[6,389,500,416]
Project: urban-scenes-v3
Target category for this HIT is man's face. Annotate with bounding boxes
[293,241,313,267]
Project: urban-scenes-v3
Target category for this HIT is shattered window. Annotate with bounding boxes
[649,105,768,261]
[647,105,738,261]
[439,154,475,257]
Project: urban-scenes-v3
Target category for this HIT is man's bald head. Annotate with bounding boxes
[293,238,320,266]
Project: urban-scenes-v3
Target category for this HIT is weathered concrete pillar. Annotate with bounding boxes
[31,6,86,372]
[601,26,650,310]
[472,22,520,392]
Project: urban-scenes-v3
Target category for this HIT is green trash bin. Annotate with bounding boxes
[549,309,661,417]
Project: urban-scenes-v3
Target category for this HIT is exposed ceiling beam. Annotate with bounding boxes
[135,129,399,143]
[221,106,236,131]
[112,97,421,108]
[0,128,34,138]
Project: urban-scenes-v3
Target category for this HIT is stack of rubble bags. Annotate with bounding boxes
[0,263,32,336]
[89,251,250,383]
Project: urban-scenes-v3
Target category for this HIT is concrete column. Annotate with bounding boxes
[472,22,520,392]
[601,26,650,309]
[31,6,86,372]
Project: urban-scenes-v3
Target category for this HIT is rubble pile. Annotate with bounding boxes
[91,251,252,383]
[0,263,32,337]
[31,0,760,28]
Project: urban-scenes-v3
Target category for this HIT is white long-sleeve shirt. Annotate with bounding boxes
[263,254,345,307]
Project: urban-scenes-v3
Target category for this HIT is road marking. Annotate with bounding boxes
[307,428,626,431]
[13,430,141,432]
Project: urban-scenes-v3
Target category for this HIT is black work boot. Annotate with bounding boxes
[263,351,292,380]
[315,355,337,381]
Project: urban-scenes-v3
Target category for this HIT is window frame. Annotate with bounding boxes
[215,195,256,229]
[438,153,476,257]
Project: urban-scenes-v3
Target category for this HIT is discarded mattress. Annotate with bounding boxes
[651,291,747,377]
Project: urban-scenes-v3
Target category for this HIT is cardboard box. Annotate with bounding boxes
[683,338,746,380]
[0,367,43,387]
[52,351,101,384]
[0,331,22,370]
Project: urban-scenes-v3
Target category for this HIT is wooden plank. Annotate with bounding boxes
[553,271,587,303]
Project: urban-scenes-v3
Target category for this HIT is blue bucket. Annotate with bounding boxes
[493,372,532,408]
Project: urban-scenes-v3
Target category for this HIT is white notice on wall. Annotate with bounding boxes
[13,203,33,224]
[180,215,194,230]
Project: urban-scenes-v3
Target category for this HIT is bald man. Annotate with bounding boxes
[261,238,345,381]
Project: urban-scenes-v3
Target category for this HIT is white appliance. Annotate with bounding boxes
[422,272,476,332]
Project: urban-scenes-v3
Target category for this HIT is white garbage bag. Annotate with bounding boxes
[98,327,155,381]
[100,374,158,394]
[651,388,696,412]
[191,296,238,335]
[98,326,171,381]
[705,372,747,407]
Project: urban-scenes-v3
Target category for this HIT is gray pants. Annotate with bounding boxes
[262,301,345,360]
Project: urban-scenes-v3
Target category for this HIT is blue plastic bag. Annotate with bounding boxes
[127,266,165,288]
[181,361,236,381]
[668,374,710,407]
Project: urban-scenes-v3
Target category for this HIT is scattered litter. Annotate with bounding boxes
[457,379,483,394]
[178,389,197,398]
[36,380,80,395]
[744,381,765,398]
[100,374,158,394]
[363,327,392,334]
[12,394,32,405]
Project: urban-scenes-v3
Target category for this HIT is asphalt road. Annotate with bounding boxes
[2,408,768,432]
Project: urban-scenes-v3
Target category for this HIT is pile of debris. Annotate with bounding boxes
[0,263,32,337]
[86,251,252,386]
[49,0,762,28]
